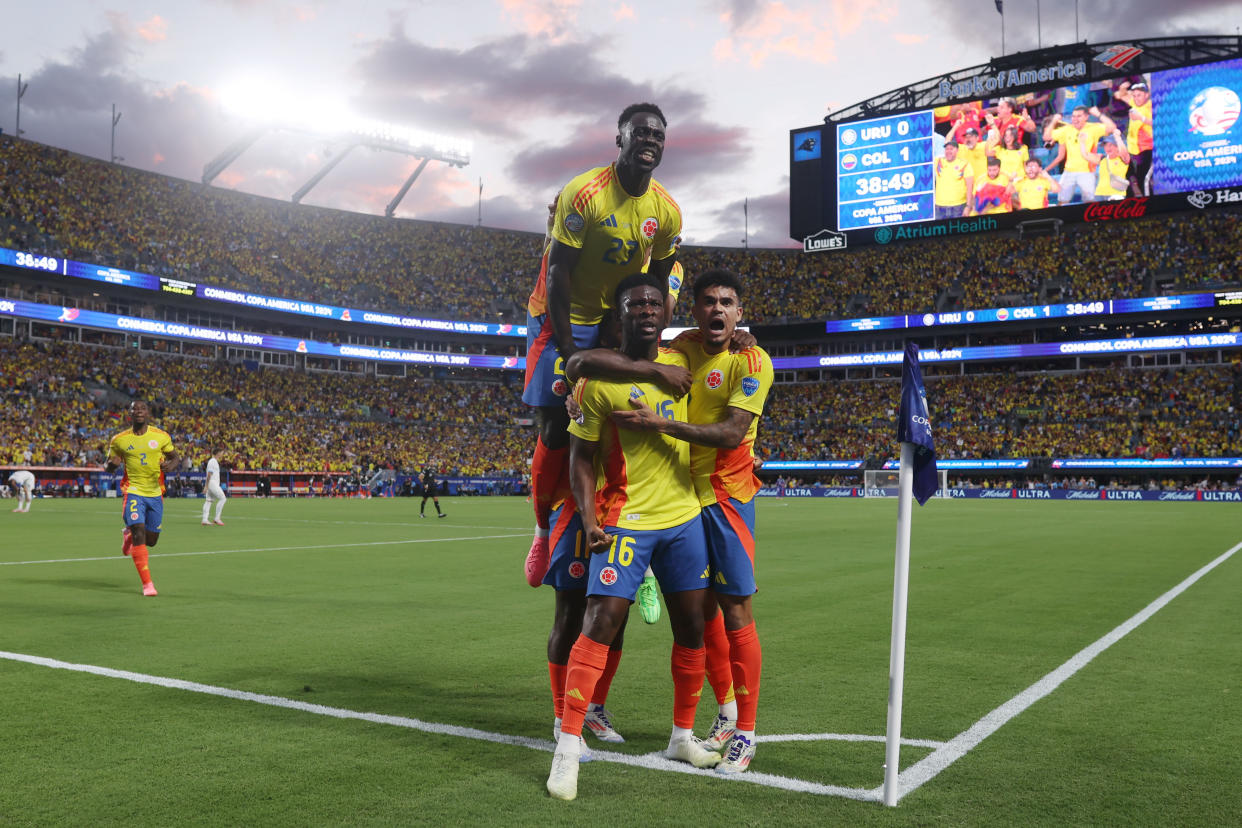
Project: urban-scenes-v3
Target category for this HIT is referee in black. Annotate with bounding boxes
[420,468,446,518]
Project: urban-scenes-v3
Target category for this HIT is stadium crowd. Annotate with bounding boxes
[3,136,1240,327]
[3,339,1238,479]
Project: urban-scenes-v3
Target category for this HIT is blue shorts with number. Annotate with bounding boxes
[587,515,710,600]
[542,501,590,590]
[521,313,601,408]
[122,493,164,532]
[701,497,757,596]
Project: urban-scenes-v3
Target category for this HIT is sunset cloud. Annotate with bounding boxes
[715,0,895,67]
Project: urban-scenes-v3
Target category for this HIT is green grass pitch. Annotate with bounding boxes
[1,496,1239,826]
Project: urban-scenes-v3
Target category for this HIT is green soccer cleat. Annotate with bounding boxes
[636,575,661,624]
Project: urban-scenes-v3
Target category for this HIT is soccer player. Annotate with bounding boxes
[8,469,35,513]
[608,269,773,774]
[521,103,683,591]
[105,400,179,597]
[545,273,717,801]
[420,467,446,518]
[201,446,227,526]
[933,142,973,219]
[1008,158,1061,210]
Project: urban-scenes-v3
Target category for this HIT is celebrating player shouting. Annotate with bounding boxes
[522,103,683,596]
[106,400,179,597]
[546,273,716,801]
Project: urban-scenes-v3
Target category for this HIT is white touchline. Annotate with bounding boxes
[892,539,1242,804]
[0,534,531,566]
[0,649,882,801]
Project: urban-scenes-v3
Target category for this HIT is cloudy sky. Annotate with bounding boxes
[2,0,1237,247]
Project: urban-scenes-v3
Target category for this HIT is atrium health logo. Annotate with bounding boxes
[874,227,893,244]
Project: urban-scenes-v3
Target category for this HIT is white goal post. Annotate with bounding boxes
[863,468,949,497]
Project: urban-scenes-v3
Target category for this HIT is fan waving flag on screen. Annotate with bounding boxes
[897,341,938,504]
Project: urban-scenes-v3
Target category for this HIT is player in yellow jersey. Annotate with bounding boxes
[608,270,772,774]
[522,103,685,595]
[1008,158,1061,211]
[545,273,716,801]
[105,400,179,596]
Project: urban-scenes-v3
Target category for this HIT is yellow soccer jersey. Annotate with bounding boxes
[958,143,989,184]
[675,334,773,508]
[568,348,699,530]
[108,426,175,497]
[1051,122,1108,173]
[934,157,971,207]
[994,145,1029,181]
[1095,155,1130,198]
[551,164,683,326]
[1013,176,1052,210]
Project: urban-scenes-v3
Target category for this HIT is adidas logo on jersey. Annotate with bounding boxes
[598,214,618,227]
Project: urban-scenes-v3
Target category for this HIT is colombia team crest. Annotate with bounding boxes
[600,566,619,586]
[551,378,568,396]
[706,369,723,389]
[641,217,659,239]
[568,561,586,579]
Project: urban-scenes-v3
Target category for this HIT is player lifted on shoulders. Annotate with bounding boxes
[8,469,36,513]
[522,103,683,597]
[546,274,716,801]
[106,400,179,597]
[202,446,227,526]
[606,269,773,774]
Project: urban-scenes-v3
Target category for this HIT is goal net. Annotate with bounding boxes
[863,468,949,497]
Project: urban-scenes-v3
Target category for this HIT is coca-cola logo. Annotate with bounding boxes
[1083,197,1148,222]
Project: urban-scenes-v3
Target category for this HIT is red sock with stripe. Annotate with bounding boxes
[131,545,152,586]
[560,634,610,737]
[590,648,622,706]
[548,661,567,719]
[703,610,735,706]
[670,643,707,730]
[726,622,762,731]
[531,437,567,531]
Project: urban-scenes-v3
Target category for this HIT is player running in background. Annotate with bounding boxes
[201,446,227,526]
[521,103,683,591]
[420,467,446,518]
[106,400,179,597]
[8,469,36,513]
[609,269,773,774]
[546,274,717,801]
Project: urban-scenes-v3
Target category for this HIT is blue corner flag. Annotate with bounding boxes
[897,341,938,505]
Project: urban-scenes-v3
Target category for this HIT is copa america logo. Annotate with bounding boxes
[840,128,858,146]
[1188,86,1241,136]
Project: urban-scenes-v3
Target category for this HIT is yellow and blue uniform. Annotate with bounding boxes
[568,348,707,599]
[109,426,174,531]
[675,334,773,596]
[522,164,683,408]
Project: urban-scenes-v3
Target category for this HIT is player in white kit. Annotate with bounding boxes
[8,469,36,513]
[201,447,227,526]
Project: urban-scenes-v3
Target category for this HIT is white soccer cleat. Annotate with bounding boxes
[583,707,625,743]
[552,718,592,762]
[715,733,756,774]
[701,713,737,751]
[546,746,580,801]
[665,736,721,769]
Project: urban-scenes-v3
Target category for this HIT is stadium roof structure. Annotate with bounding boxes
[202,122,471,217]
[826,35,1242,123]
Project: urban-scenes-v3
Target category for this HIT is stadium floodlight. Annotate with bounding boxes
[207,79,471,210]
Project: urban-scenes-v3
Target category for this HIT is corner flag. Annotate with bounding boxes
[897,341,938,505]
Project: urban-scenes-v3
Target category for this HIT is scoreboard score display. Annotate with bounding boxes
[790,43,1242,246]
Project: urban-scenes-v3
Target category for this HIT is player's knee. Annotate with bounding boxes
[718,595,754,630]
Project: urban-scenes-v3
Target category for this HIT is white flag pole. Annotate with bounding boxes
[883,440,916,806]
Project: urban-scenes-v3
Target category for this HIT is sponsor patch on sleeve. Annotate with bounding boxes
[564,213,585,233]
[741,376,760,397]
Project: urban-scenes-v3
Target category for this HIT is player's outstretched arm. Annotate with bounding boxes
[568,435,611,553]
[547,239,583,360]
[565,348,691,397]
[160,450,181,474]
[611,401,755,449]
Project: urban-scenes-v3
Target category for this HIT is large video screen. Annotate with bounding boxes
[808,54,1242,236]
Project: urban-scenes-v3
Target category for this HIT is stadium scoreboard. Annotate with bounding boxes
[791,40,1242,246]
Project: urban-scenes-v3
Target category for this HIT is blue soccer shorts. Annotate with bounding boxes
[122,493,164,532]
[521,313,601,408]
[701,497,757,596]
[587,515,710,600]
[542,501,590,590]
